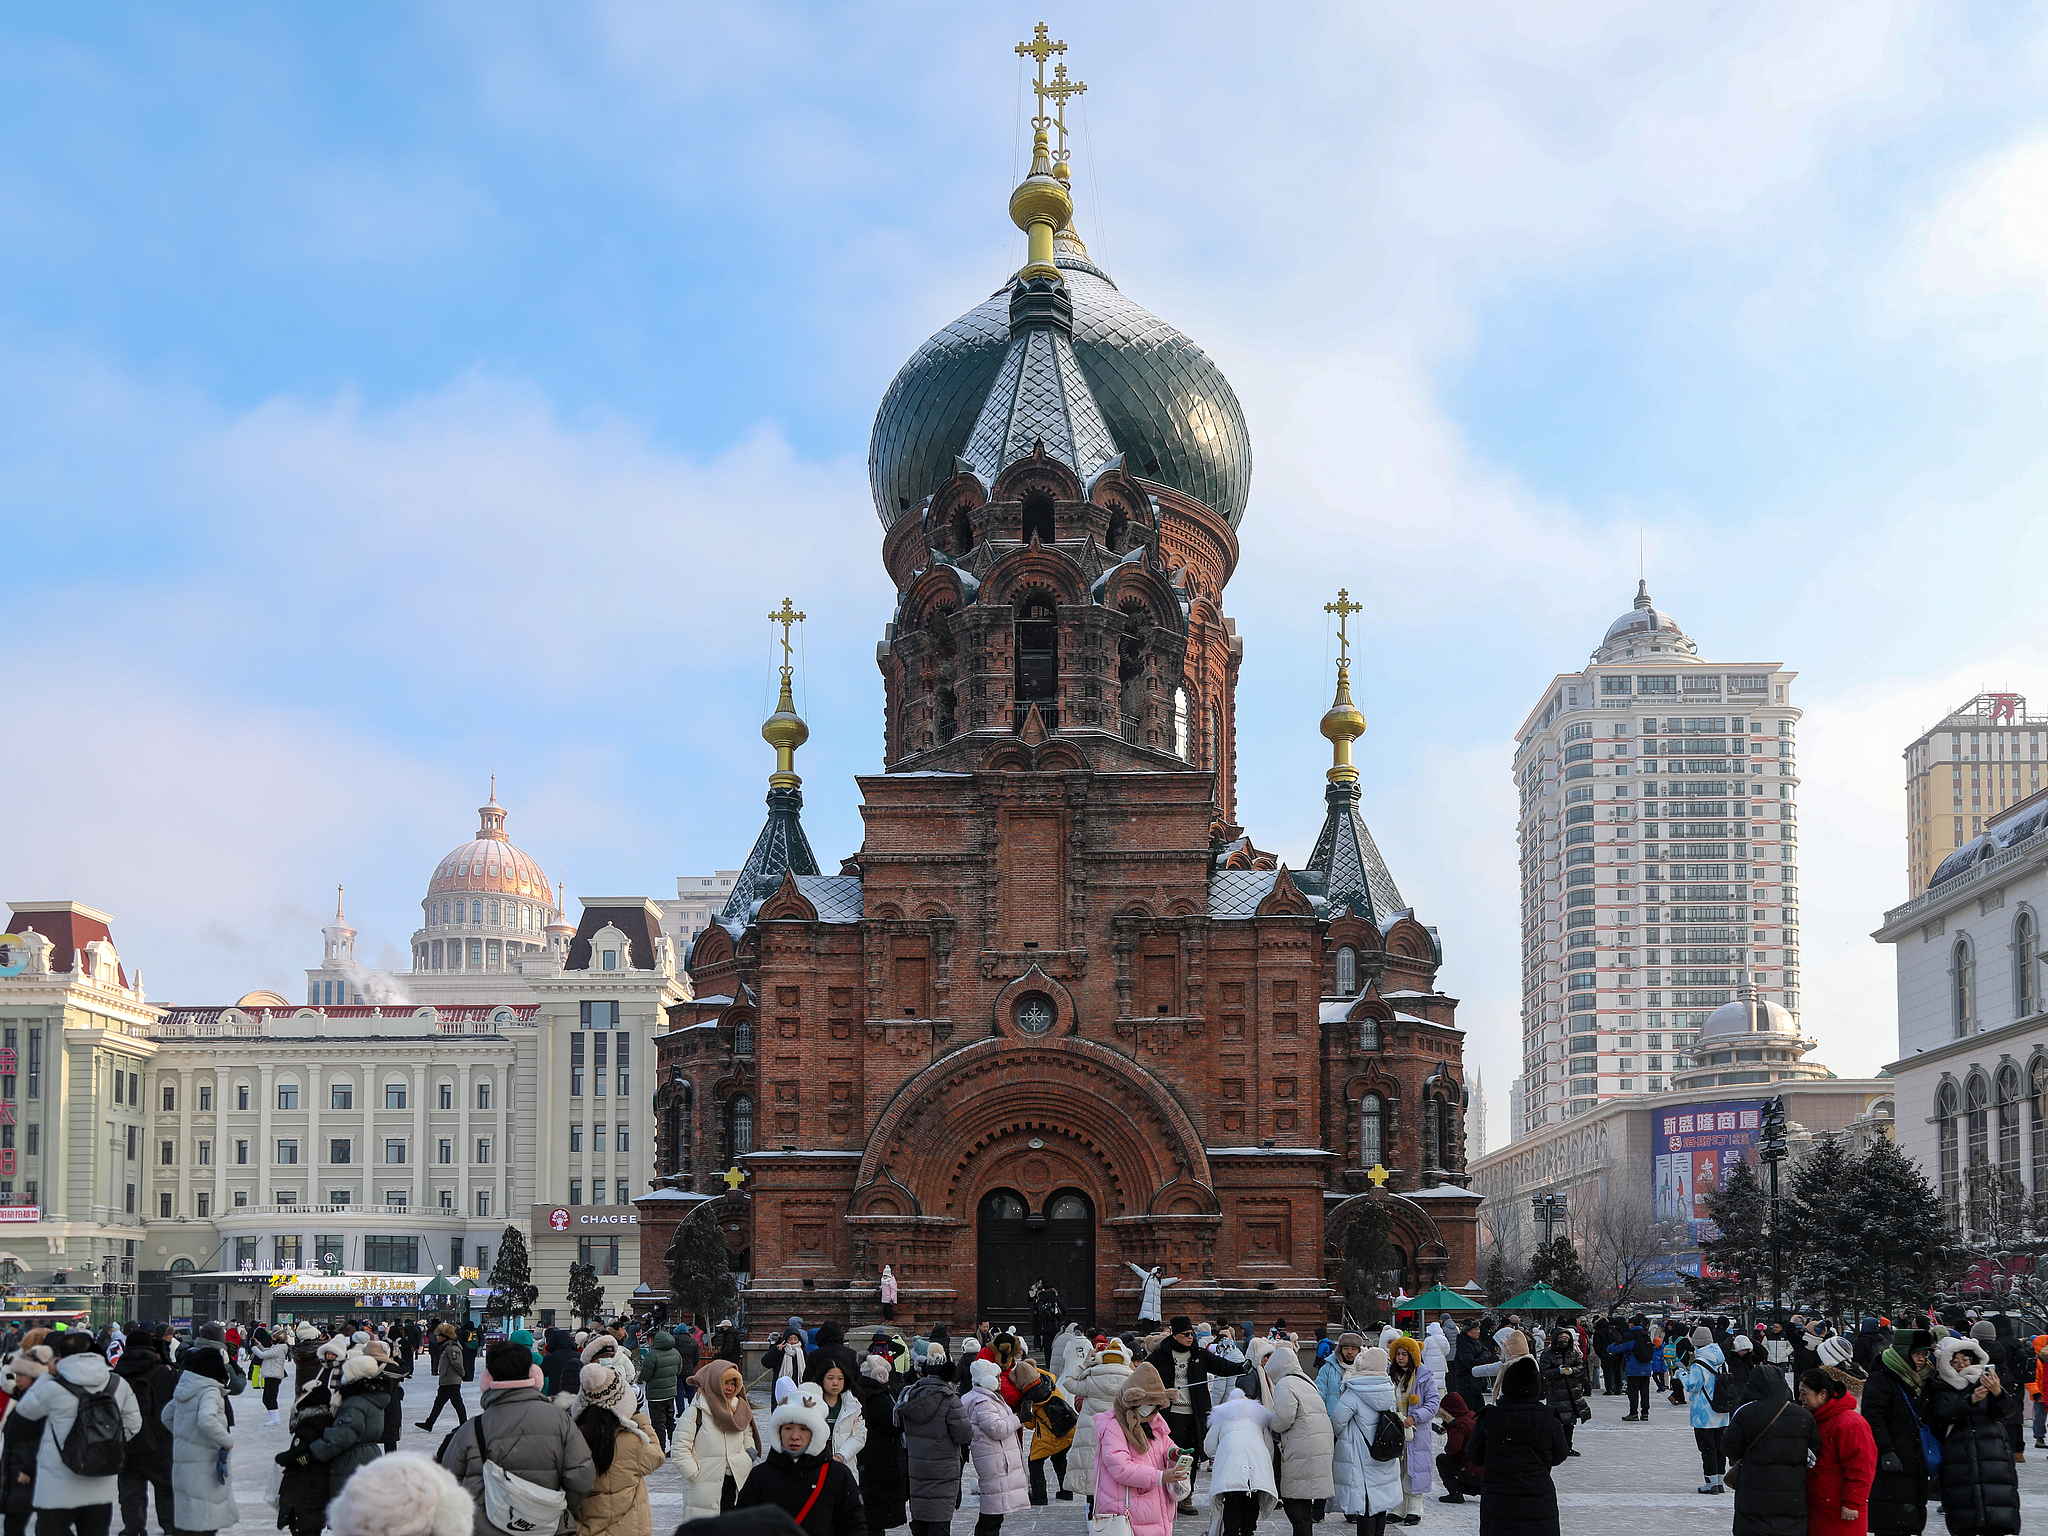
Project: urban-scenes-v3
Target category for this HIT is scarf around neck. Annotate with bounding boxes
[691,1359,755,1435]
[1880,1347,1931,1391]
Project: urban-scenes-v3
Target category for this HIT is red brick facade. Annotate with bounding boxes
[639,443,1477,1331]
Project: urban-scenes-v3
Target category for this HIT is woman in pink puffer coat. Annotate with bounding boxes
[1092,1364,1184,1536]
[965,1358,1031,1531]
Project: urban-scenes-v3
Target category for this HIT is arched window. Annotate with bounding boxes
[1359,1093,1383,1169]
[1998,1063,2022,1182]
[1046,1191,1091,1222]
[1105,507,1128,553]
[1021,490,1055,544]
[1358,1017,1379,1051]
[1336,947,1358,997]
[1173,688,1190,760]
[733,1019,755,1057]
[2019,912,2038,1018]
[728,1095,754,1158]
[1937,1079,1960,1220]
[2033,1058,2048,1198]
[952,507,974,554]
[1966,1074,1990,1228]
[1422,1095,1440,1170]
[1014,597,1058,731]
[1954,938,1974,1037]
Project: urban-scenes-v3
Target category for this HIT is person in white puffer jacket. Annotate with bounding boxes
[1203,1388,1277,1536]
[1060,1341,1134,1516]
[672,1359,760,1520]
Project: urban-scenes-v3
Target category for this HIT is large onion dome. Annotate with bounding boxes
[869,231,1252,529]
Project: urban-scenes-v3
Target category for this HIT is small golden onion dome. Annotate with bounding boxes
[1009,172,1073,236]
[1321,665,1366,784]
[1321,695,1366,746]
[762,674,809,788]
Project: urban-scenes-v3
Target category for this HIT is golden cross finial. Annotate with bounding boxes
[768,598,806,678]
[1367,1162,1392,1187]
[1044,62,1086,165]
[1015,22,1065,133]
[722,1166,747,1191]
[1325,588,1363,667]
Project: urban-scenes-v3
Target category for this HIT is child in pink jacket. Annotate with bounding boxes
[1092,1364,1184,1536]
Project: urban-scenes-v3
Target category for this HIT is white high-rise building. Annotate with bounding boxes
[1510,582,1802,1137]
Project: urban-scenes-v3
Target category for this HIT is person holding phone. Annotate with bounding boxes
[1927,1336,2019,1536]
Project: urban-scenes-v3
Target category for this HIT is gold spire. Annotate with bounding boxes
[1010,23,1075,281]
[1320,588,1367,784]
[1043,61,1086,182]
[763,598,810,789]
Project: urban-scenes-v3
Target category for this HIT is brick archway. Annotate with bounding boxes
[857,1037,1212,1220]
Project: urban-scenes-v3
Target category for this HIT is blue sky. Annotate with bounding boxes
[8,3,2048,1145]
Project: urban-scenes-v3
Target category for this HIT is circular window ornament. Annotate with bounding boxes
[1015,993,1056,1035]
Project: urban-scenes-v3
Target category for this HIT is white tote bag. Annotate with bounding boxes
[472,1415,570,1534]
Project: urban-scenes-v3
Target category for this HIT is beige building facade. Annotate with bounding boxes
[1902,693,2048,898]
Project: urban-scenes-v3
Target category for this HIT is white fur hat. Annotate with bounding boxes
[969,1358,1002,1391]
[774,1375,798,1406]
[294,1323,320,1344]
[341,1355,383,1384]
[579,1334,618,1365]
[1358,1347,1390,1375]
[862,1354,892,1384]
[317,1338,350,1361]
[327,1452,473,1536]
[769,1381,830,1452]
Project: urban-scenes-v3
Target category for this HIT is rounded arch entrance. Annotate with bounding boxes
[857,1038,1210,1326]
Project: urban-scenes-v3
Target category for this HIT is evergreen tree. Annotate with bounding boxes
[1523,1237,1593,1307]
[1846,1135,1956,1313]
[566,1260,606,1327]
[1785,1134,1858,1318]
[484,1224,538,1327]
[1483,1248,1517,1307]
[1339,1203,1396,1327]
[665,1211,738,1328]
[1697,1160,1770,1310]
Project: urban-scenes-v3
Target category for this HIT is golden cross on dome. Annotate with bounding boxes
[1044,62,1086,162]
[722,1165,747,1191]
[1325,588,1363,667]
[1015,22,1065,131]
[1367,1162,1392,1187]
[768,598,806,677]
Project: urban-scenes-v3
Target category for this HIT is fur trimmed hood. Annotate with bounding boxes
[1207,1388,1274,1430]
[1936,1333,1989,1390]
[327,1452,474,1536]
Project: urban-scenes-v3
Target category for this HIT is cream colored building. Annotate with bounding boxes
[1902,693,2048,898]
[1507,581,1802,1138]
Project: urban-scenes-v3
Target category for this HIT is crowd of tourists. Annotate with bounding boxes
[0,1305,2032,1536]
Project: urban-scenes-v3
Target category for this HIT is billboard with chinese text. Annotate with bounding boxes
[1653,1100,1764,1244]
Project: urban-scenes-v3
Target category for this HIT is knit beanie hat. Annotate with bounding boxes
[923,1342,948,1365]
[861,1355,892,1384]
[327,1452,474,1536]
[576,1364,653,1443]
[1691,1327,1714,1347]
[1971,1320,1998,1341]
[1358,1347,1390,1374]
[970,1358,1002,1391]
[1731,1335,1752,1353]
[1818,1335,1856,1368]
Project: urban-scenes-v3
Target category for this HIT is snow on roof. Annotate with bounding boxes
[1320,1000,1358,1024]
[636,1188,715,1202]
[1405,1184,1480,1199]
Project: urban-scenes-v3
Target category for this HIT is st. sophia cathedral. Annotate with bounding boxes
[643,28,1476,1330]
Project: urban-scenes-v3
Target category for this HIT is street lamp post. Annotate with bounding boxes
[1760,1097,1789,1317]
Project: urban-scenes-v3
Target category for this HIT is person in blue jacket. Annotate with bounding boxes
[1606,1316,1658,1423]
[1679,1325,1732,1495]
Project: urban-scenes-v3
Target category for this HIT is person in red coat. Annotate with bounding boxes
[1801,1369,1878,1536]
[1433,1392,1482,1504]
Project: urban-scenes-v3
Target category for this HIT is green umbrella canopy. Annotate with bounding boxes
[419,1275,459,1296]
[1400,1283,1484,1312]
[1501,1282,1583,1312]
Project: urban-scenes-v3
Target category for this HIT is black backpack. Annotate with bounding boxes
[1368,1406,1406,1462]
[52,1378,127,1478]
[1702,1362,1739,1414]
[1632,1333,1654,1365]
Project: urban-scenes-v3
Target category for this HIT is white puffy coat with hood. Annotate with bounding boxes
[1329,1373,1402,1519]
[1202,1391,1277,1512]
[12,1353,144,1509]
[163,1368,239,1533]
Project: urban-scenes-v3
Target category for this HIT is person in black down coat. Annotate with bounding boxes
[1537,1330,1587,1455]
[1862,1328,1934,1536]
[852,1355,908,1533]
[1449,1319,1496,1409]
[114,1325,178,1536]
[1467,1356,1567,1536]
[541,1329,583,1400]
[1720,1353,1817,1536]
[803,1322,860,1394]
[1928,1335,2020,1536]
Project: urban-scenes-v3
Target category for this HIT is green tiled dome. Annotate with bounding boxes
[869,248,1252,529]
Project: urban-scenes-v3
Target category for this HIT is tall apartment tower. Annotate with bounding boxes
[1903,694,2048,895]
[1507,583,1802,1138]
